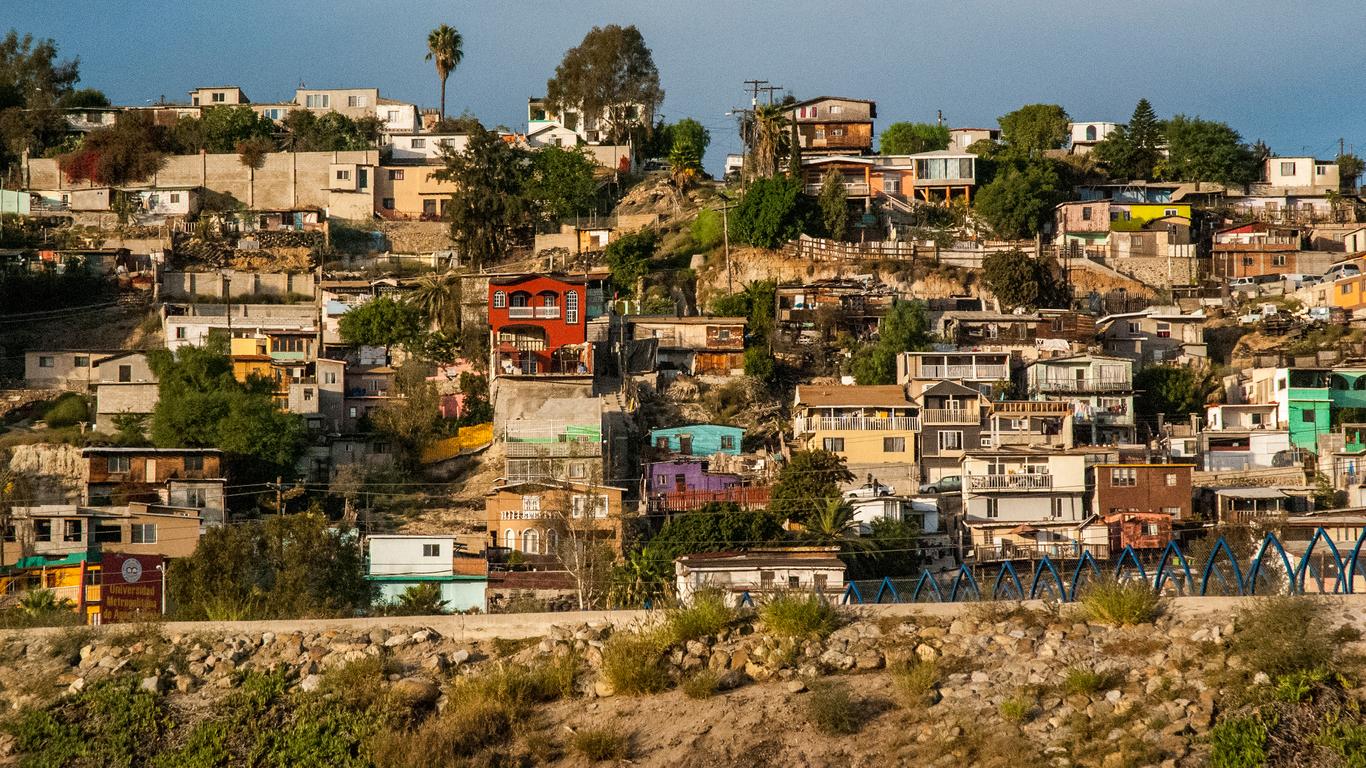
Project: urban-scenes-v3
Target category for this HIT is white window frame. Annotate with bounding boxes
[566,290,579,324]
[521,495,541,513]
[422,543,441,557]
[937,431,963,451]
[131,523,157,544]
[493,291,506,308]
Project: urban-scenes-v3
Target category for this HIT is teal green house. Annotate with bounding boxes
[366,535,486,613]
[649,424,744,456]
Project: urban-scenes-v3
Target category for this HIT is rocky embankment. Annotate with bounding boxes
[1,598,1364,766]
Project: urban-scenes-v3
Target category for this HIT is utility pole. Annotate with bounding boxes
[713,200,738,294]
[743,80,769,108]
[937,109,943,128]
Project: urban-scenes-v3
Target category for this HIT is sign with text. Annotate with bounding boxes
[101,553,165,623]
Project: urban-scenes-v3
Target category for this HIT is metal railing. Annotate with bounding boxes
[504,441,601,458]
[967,474,1053,491]
[1033,377,1132,393]
[921,364,1008,380]
[500,510,544,520]
[968,541,1111,562]
[506,306,561,320]
[921,408,980,425]
[795,415,920,433]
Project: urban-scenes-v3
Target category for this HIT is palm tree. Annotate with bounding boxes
[425,25,464,122]
[746,103,790,179]
[408,272,461,333]
[802,498,874,553]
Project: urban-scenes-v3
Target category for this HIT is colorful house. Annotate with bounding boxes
[0,551,102,623]
[488,274,593,379]
[365,535,487,613]
[648,424,744,457]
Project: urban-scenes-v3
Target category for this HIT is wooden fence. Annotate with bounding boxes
[782,235,1030,266]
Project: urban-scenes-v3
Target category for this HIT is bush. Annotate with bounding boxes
[758,592,843,639]
[891,660,939,708]
[1078,578,1161,626]
[600,630,670,695]
[691,209,723,250]
[1209,715,1268,768]
[999,697,1033,723]
[43,393,89,428]
[804,681,862,735]
[666,589,736,644]
[570,726,630,762]
[1231,597,1337,677]
[681,670,721,700]
[1061,665,1117,696]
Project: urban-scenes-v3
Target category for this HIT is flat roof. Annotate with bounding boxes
[82,447,221,455]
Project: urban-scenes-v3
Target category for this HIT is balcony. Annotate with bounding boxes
[1033,377,1132,394]
[968,540,1110,562]
[504,441,601,458]
[804,182,871,197]
[796,415,920,433]
[507,306,561,320]
[967,474,1053,491]
[500,510,544,520]
[921,364,1008,381]
[921,408,980,425]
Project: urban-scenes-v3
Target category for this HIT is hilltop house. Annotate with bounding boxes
[981,400,1074,451]
[1097,306,1208,367]
[488,274,593,379]
[82,447,226,526]
[484,481,626,557]
[674,547,845,606]
[960,448,1098,562]
[501,397,606,485]
[792,385,920,484]
[1,503,202,568]
[365,535,487,613]
[786,97,876,157]
[1025,354,1136,445]
[92,352,160,434]
[1090,463,1193,521]
[626,316,747,378]
[896,350,1014,398]
[648,424,744,457]
[915,381,985,484]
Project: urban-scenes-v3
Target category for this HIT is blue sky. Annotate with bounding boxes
[15,0,1366,173]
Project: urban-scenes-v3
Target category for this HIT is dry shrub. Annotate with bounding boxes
[759,592,843,639]
[571,726,630,762]
[1078,578,1161,626]
[681,670,720,699]
[891,659,939,708]
[600,630,670,695]
[805,681,862,735]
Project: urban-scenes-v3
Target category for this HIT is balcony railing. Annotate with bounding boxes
[500,510,544,520]
[920,364,1008,380]
[921,408,980,425]
[504,441,601,458]
[795,415,920,433]
[967,541,1110,562]
[1033,377,1132,394]
[967,474,1053,491]
[507,306,561,320]
[804,182,871,196]
[1075,412,1134,426]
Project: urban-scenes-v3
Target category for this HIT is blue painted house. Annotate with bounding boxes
[649,424,744,456]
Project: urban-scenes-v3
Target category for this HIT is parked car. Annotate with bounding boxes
[918,475,962,494]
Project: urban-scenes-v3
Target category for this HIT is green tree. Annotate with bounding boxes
[1093,98,1163,181]
[545,24,663,144]
[370,362,444,469]
[769,450,854,525]
[172,105,277,154]
[818,170,850,241]
[58,87,107,108]
[1160,115,1258,185]
[850,299,934,384]
[801,498,871,553]
[425,24,464,121]
[59,111,170,185]
[168,512,372,620]
[1337,153,1363,191]
[691,208,723,250]
[433,126,532,269]
[982,248,1065,311]
[972,160,1068,240]
[731,175,816,248]
[604,228,656,297]
[846,517,922,580]
[456,371,493,426]
[668,132,703,191]
[407,271,461,334]
[1135,365,1211,418]
[709,280,776,345]
[525,145,599,221]
[0,31,84,174]
[279,109,381,152]
[879,122,950,155]
[385,583,450,615]
[745,102,790,179]
[998,104,1070,158]
[669,118,710,158]
[338,296,425,348]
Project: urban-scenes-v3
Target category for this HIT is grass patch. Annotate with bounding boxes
[1061,665,1117,696]
[890,659,939,708]
[804,681,862,735]
[1209,715,1269,768]
[998,696,1033,723]
[42,393,89,428]
[600,630,670,695]
[758,592,843,639]
[1078,578,1161,626]
[665,589,736,644]
[1231,597,1338,677]
[681,670,720,699]
[489,636,538,658]
[571,726,630,762]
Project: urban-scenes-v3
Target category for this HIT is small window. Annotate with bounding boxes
[336,169,351,181]
[388,169,404,180]
[1164,208,1178,217]
[175,327,187,339]
[493,291,506,308]
[411,138,425,149]
[347,95,365,107]
[568,462,587,479]
[34,520,52,541]
[985,499,999,519]
[185,488,206,508]
[1302,410,1316,424]
[655,436,669,449]
[108,455,131,473]
[938,431,963,451]
[38,356,54,368]
[822,437,845,452]
[1127,321,1140,334]
[1110,468,1137,487]
[131,523,157,544]
[303,388,313,401]
[1280,161,1296,176]
[1051,498,1065,518]
[211,92,225,103]
[170,193,181,204]
[324,371,337,385]
[1166,473,1177,486]
[422,543,441,557]
[1156,322,1171,339]
[1163,506,1181,517]
[720,435,736,450]
[74,355,89,368]
[883,437,906,452]
[1272,254,1287,267]
[1144,522,1161,536]
[1081,207,1092,221]
[522,495,541,513]
[183,454,204,471]
[63,519,83,543]
[382,198,395,210]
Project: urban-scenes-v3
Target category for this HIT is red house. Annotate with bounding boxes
[489,274,593,377]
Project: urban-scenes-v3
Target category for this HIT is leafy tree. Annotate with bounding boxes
[431,110,483,134]
[338,296,425,348]
[425,24,464,121]
[1135,365,1211,418]
[669,118,710,158]
[981,248,1065,311]
[235,135,274,170]
[172,105,276,154]
[998,103,1070,158]
[879,122,950,155]
[731,175,816,248]
[1093,98,1163,181]
[280,109,381,152]
[0,31,83,174]
[457,371,493,426]
[525,145,599,221]
[972,159,1068,239]
[168,512,372,620]
[58,87,107,108]
[433,126,531,268]
[59,111,170,185]
[545,24,663,144]
[768,450,854,525]
[801,498,871,553]
[1160,115,1258,185]
[744,102,790,179]
[709,280,776,345]
[382,583,449,615]
[818,170,850,241]
[147,341,307,485]
[846,518,922,580]
[851,299,934,384]
[370,362,444,469]
[691,208,723,250]
[604,228,655,297]
[110,413,150,446]
[742,346,775,383]
[1337,153,1363,190]
[668,132,703,191]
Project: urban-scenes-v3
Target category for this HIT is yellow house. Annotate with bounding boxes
[792,385,920,469]
[1126,203,1191,222]
[375,165,458,220]
[0,553,101,622]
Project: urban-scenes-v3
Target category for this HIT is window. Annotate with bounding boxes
[980,435,995,448]
[347,95,366,107]
[822,437,845,452]
[63,519,82,543]
[185,488,206,508]
[382,198,394,210]
[264,108,282,120]
[305,94,329,109]
[720,435,736,450]
[522,495,541,513]
[1272,254,1287,267]
[74,355,89,368]
[1166,473,1177,486]
[1085,125,1097,141]
[131,523,157,544]
[938,431,963,451]
[1127,321,1140,334]
[1280,161,1296,176]
[387,110,400,122]
[175,327,187,339]
[493,291,506,308]
[1,523,12,542]
[183,454,204,471]
[34,520,51,541]
[566,290,579,324]
[1156,322,1171,339]
[38,356,53,368]
[1302,410,1316,423]
[829,104,843,114]
[108,455,131,473]
[521,529,540,555]
[422,543,441,557]
[1317,165,1328,176]
[336,169,351,181]
[1345,284,1354,296]
[655,436,669,449]
[985,499,999,519]
[303,388,313,401]
[716,328,731,340]
[760,570,774,586]
[411,138,425,149]
[324,371,337,385]
[568,462,587,479]
[1081,207,1092,221]
[572,495,609,518]
[883,436,906,452]
[504,529,515,549]
[358,168,367,189]
[1144,522,1161,536]
[170,193,181,204]
[1051,498,1065,518]
[211,92,225,103]
[388,169,404,180]
[1163,506,1181,517]
[1110,468,1137,487]
[1164,208,1178,217]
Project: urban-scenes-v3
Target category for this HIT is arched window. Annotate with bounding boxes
[522,529,541,555]
[1085,125,1097,142]
[545,529,559,554]
[493,291,506,308]
[510,291,531,307]
[504,528,516,550]
[566,290,579,324]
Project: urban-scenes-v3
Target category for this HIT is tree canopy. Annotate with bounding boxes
[338,296,426,348]
[433,126,532,268]
[603,228,656,297]
[279,109,381,152]
[998,104,1070,158]
[981,249,1066,311]
[972,160,1069,240]
[1135,365,1211,419]
[818,170,850,241]
[1160,115,1259,185]
[545,24,662,145]
[768,450,855,525]
[731,175,816,248]
[59,111,171,185]
[425,24,464,121]
[851,300,934,384]
[879,122,950,155]
[1093,98,1163,181]
[525,145,599,221]
[170,105,277,154]
[0,31,89,174]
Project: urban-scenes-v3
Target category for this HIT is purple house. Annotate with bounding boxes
[647,458,742,496]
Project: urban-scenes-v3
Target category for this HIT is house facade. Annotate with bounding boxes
[648,424,744,457]
[488,274,592,378]
[792,385,920,479]
[915,381,984,483]
[897,350,1013,398]
[92,352,159,434]
[502,398,605,485]
[1025,354,1136,444]
[674,548,845,606]
[484,481,626,557]
[627,316,746,377]
[1098,306,1208,367]
[365,535,487,613]
[786,97,876,157]
[81,447,226,526]
[960,448,1093,561]
[2,503,201,567]
[1090,463,1193,521]
[24,350,119,391]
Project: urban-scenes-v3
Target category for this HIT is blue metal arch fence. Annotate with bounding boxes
[839,528,1357,606]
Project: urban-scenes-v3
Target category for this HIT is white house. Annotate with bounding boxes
[387,133,469,162]
[960,448,1095,560]
[674,548,845,606]
[1264,156,1339,192]
[1069,122,1119,154]
[366,535,487,613]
